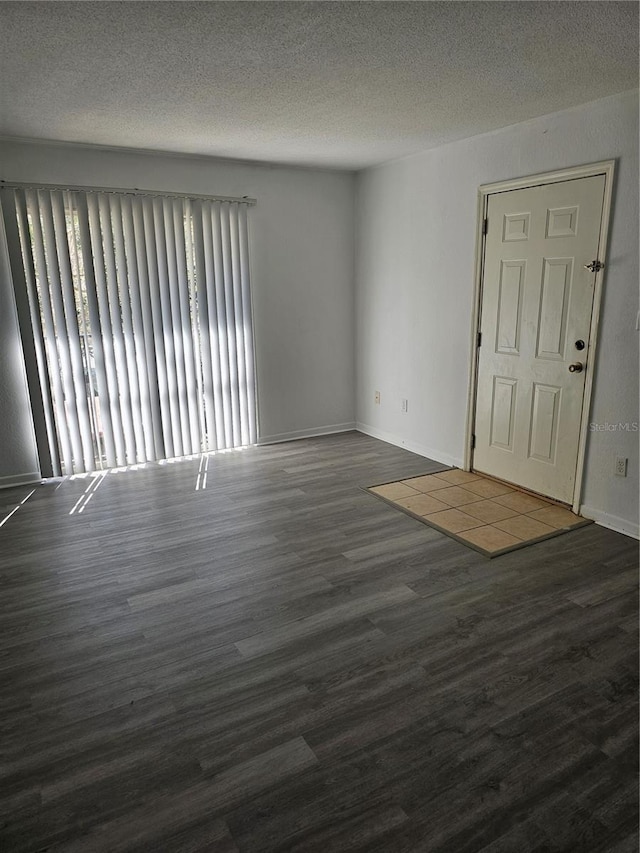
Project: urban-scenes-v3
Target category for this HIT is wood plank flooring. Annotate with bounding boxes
[0,432,637,852]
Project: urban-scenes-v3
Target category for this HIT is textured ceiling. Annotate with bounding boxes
[0,1,637,170]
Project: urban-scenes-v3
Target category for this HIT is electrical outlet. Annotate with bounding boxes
[614,456,628,477]
[401,398,408,413]
[374,390,381,405]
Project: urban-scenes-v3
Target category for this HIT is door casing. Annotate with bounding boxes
[464,160,616,513]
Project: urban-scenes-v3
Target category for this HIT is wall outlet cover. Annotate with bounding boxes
[614,456,628,477]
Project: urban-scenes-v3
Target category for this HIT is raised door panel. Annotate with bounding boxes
[546,206,579,238]
[502,212,530,242]
[528,383,561,463]
[490,377,517,451]
[496,261,525,355]
[536,258,572,361]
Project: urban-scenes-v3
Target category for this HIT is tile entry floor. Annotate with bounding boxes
[367,468,591,556]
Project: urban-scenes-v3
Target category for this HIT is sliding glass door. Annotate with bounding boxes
[1,187,257,476]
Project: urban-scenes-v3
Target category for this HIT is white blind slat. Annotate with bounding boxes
[39,192,87,472]
[152,198,182,457]
[200,202,225,450]
[220,203,242,447]
[87,193,127,467]
[65,191,102,463]
[142,197,173,459]
[174,201,201,454]
[110,194,147,464]
[75,193,118,468]
[229,203,251,446]
[163,198,191,456]
[238,204,257,445]
[98,194,137,466]
[130,196,164,458]
[51,191,95,471]
[120,196,155,460]
[27,190,75,474]
[185,203,207,450]
[13,191,61,475]
[209,202,233,448]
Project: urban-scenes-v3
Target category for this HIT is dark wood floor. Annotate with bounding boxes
[0,432,637,852]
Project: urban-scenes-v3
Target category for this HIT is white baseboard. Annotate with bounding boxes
[580,505,639,540]
[0,471,42,490]
[258,422,357,446]
[355,422,462,469]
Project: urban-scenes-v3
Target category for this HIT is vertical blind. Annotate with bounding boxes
[1,187,257,476]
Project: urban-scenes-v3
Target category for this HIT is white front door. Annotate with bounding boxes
[473,174,606,504]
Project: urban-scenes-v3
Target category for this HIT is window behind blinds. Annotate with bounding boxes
[1,187,257,476]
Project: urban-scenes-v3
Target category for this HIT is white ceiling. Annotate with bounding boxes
[0,1,637,170]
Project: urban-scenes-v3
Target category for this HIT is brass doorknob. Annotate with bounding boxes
[568,362,584,373]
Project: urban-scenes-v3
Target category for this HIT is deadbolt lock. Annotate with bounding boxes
[575,339,585,351]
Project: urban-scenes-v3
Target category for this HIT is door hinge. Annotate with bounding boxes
[477,331,482,348]
[482,218,488,235]
[471,434,476,449]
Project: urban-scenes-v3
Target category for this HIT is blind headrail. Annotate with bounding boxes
[0,180,256,205]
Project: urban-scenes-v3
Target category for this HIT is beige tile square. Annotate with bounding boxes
[370,482,420,501]
[395,493,450,516]
[493,491,551,514]
[493,515,557,541]
[424,508,485,534]
[527,506,584,529]
[429,486,482,508]
[401,475,450,493]
[463,478,515,499]
[457,525,522,552]
[460,499,521,524]
[431,469,482,486]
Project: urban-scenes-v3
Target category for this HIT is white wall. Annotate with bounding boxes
[355,90,639,537]
[0,139,356,483]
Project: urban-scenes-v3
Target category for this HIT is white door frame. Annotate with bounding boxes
[464,160,616,513]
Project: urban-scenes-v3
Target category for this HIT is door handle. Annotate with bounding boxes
[568,362,584,373]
